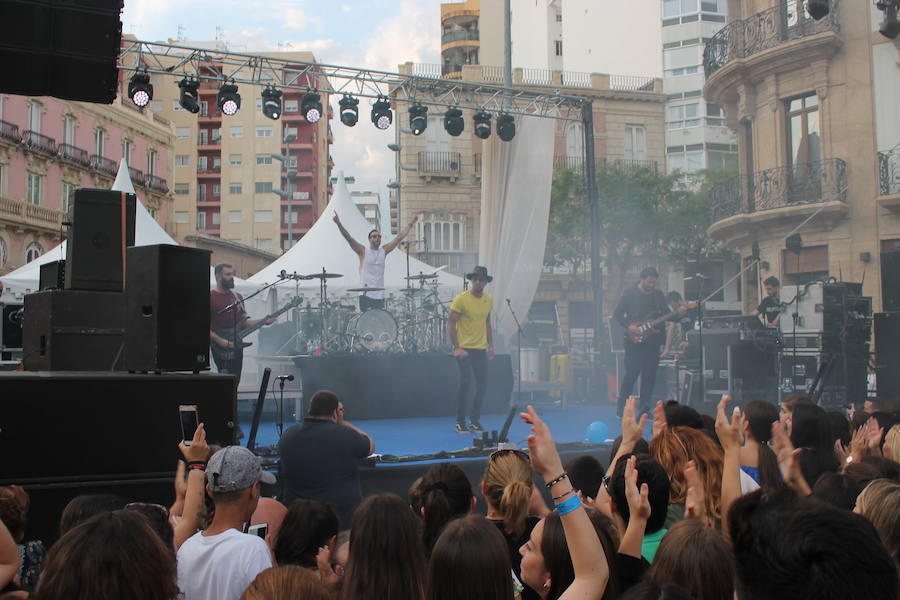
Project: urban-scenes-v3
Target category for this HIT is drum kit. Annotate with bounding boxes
[273,268,452,355]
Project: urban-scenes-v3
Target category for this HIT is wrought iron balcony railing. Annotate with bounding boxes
[0,120,19,143]
[709,158,847,223]
[58,143,90,167]
[704,1,840,77]
[145,174,169,194]
[129,167,145,185]
[91,155,118,176]
[418,151,461,175]
[879,149,900,196]
[22,130,57,156]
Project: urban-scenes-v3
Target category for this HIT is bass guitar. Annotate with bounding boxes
[212,296,302,362]
[627,301,698,344]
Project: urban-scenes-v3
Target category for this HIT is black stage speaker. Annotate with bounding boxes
[875,312,900,403]
[0,371,236,543]
[22,289,124,370]
[882,251,900,312]
[1,305,23,351]
[65,189,136,292]
[124,245,211,372]
[39,259,65,290]
[0,0,123,103]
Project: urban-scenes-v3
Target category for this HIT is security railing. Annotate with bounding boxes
[145,174,169,194]
[418,151,461,175]
[441,29,479,45]
[58,143,90,167]
[22,130,57,156]
[878,149,900,196]
[0,120,19,143]
[91,155,118,176]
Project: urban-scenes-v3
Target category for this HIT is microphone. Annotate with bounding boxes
[279,270,287,279]
[506,298,512,306]
[275,374,294,382]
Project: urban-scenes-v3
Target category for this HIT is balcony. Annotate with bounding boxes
[0,195,65,232]
[418,151,461,180]
[442,29,479,45]
[0,120,19,143]
[196,166,222,178]
[878,148,900,212]
[129,167,145,186]
[197,135,221,147]
[418,251,478,277]
[22,130,57,157]
[145,174,169,194]
[90,155,118,177]
[552,156,659,173]
[58,143,90,168]
[708,159,848,241]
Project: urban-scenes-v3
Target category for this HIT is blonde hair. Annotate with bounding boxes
[240,566,333,600]
[856,479,900,566]
[885,425,900,464]
[650,426,724,523]
[482,452,533,538]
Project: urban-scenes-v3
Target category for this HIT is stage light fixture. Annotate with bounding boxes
[261,87,283,120]
[497,113,516,142]
[443,108,464,136]
[409,104,428,135]
[217,82,241,116]
[371,97,393,130]
[806,0,829,19]
[301,92,322,123]
[473,111,492,139]
[128,72,153,108]
[339,95,359,126]
[177,77,200,114]
[879,0,900,38]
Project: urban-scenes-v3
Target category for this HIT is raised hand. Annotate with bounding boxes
[652,400,667,438]
[866,419,885,455]
[849,425,868,462]
[684,460,707,522]
[624,455,651,522]
[771,421,811,496]
[621,396,649,451]
[519,405,564,481]
[179,423,208,463]
[316,545,342,589]
[714,395,743,452]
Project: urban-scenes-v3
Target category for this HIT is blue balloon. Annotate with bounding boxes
[585,421,609,444]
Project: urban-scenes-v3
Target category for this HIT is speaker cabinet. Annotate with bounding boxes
[124,245,211,372]
[875,312,900,403]
[39,259,65,290]
[882,250,900,312]
[65,189,136,292]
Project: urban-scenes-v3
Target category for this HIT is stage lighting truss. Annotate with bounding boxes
[497,113,516,142]
[371,97,393,130]
[217,82,241,116]
[261,86,283,120]
[409,104,428,135]
[301,92,322,123]
[444,107,464,136]
[128,72,153,107]
[339,95,360,127]
[177,77,201,114]
[473,110,492,140]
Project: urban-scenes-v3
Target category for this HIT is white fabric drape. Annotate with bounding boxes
[478,115,556,342]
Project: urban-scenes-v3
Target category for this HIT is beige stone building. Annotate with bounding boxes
[704,0,900,312]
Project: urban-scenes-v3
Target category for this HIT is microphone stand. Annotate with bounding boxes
[499,299,524,444]
[216,277,286,370]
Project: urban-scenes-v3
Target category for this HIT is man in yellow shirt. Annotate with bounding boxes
[448,265,494,434]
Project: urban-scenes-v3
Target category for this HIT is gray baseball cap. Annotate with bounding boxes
[208,446,276,493]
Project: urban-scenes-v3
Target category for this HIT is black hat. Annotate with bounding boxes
[466,265,493,282]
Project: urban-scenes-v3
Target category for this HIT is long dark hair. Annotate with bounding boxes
[647,519,734,600]
[274,499,339,568]
[541,508,618,600]
[340,494,426,600]
[428,515,512,600]
[420,464,473,556]
[790,404,839,486]
[744,400,782,490]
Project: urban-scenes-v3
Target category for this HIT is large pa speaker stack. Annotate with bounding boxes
[875,312,900,403]
[882,250,900,312]
[65,189,136,292]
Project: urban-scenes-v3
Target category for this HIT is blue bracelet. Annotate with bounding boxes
[555,494,582,516]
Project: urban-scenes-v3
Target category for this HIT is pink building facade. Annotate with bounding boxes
[0,91,175,275]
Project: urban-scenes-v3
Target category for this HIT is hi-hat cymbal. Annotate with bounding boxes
[347,287,385,293]
[304,272,344,279]
[405,273,438,281]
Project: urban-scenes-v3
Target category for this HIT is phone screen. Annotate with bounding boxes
[180,405,199,444]
[247,523,268,539]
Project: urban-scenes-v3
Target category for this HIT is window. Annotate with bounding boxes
[229,210,242,223]
[200,101,208,117]
[175,211,189,223]
[255,210,273,222]
[198,184,206,201]
[556,12,562,22]
[667,151,704,173]
[198,130,208,145]
[197,211,207,229]
[147,207,157,219]
[61,182,75,213]
[174,183,189,195]
[706,103,725,126]
[783,245,828,285]
[624,125,646,161]
[701,0,724,12]
[786,93,820,166]
[122,139,133,166]
[197,156,208,171]
[229,154,242,166]
[26,172,42,205]
[63,115,76,145]
[255,182,273,193]
[707,151,737,170]
[663,0,698,17]
[256,127,274,138]
[212,183,220,196]
[176,127,191,139]
[0,237,6,268]
[256,154,273,165]
[255,238,273,251]
[211,211,220,225]
[554,40,563,56]
[25,242,43,263]
[420,216,465,252]
[284,99,298,113]
[94,128,105,156]
[229,182,242,194]
[211,128,221,142]
[284,127,298,139]
[150,100,163,113]
[667,103,701,129]
[175,155,190,167]
[27,102,41,133]
[283,210,299,224]
[230,126,243,138]
[147,149,157,175]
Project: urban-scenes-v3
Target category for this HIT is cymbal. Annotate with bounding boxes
[347,287,385,293]
[405,273,438,281]
[304,272,344,279]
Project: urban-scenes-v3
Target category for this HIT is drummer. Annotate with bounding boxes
[333,212,418,311]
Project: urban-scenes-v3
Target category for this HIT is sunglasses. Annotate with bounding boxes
[489,449,530,462]
[126,502,169,519]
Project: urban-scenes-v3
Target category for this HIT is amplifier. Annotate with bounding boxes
[780,352,821,397]
[779,282,871,335]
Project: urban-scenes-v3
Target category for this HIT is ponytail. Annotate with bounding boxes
[419,464,474,557]
[498,480,530,538]
[422,483,451,556]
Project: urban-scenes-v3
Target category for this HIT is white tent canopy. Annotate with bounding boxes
[248,173,465,299]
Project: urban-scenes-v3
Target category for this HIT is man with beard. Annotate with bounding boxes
[210,263,273,385]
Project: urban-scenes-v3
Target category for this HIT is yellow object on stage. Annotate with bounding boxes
[549,354,571,398]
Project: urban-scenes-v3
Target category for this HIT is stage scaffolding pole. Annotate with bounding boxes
[581,102,605,377]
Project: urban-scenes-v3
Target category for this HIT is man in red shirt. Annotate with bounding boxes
[210,264,272,386]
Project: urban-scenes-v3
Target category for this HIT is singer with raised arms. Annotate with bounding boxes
[333,212,418,311]
[448,265,494,435]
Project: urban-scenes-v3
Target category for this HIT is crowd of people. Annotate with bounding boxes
[1,392,899,600]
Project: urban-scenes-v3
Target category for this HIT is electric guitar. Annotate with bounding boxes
[212,296,302,362]
[627,301,699,344]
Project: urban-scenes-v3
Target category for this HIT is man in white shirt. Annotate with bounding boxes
[177,445,276,600]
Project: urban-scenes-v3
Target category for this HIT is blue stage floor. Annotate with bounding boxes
[239,401,624,462]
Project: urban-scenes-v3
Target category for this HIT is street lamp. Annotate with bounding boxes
[272,131,298,250]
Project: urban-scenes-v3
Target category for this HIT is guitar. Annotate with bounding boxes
[627,301,699,344]
[212,296,302,362]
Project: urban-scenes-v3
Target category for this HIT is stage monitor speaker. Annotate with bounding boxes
[0,0,123,103]
[124,245,211,372]
[22,289,124,371]
[1,305,23,351]
[65,189,136,292]
[39,259,65,290]
[882,250,900,312]
[875,312,900,402]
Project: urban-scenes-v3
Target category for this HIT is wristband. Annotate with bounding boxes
[187,461,207,469]
[545,472,568,489]
[552,488,575,502]
[555,495,582,516]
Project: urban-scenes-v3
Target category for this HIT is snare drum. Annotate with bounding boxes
[346,308,398,352]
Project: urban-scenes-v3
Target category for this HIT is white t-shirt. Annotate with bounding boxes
[360,246,386,299]
[177,528,272,600]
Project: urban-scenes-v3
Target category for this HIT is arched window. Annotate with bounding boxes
[0,237,7,268]
[25,242,43,263]
[565,122,584,160]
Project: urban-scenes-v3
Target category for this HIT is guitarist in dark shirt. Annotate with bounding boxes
[210,263,274,385]
[613,267,687,417]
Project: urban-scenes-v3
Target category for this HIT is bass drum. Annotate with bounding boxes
[347,309,398,352]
